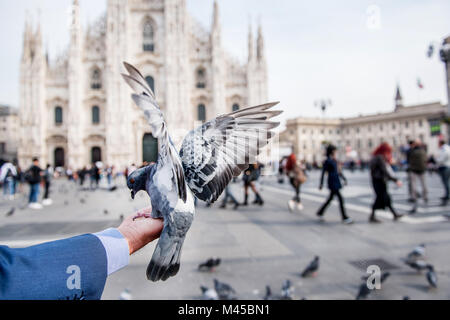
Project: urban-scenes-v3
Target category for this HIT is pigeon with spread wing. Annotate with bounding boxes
[122,62,282,281]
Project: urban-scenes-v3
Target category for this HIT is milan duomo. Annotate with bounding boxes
[18,0,268,170]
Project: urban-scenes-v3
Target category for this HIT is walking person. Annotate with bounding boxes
[408,139,428,205]
[369,143,404,223]
[0,161,17,200]
[25,158,43,209]
[316,145,353,224]
[219,185,239,210]
[42,164,53,206]
[242,163,264,206]
[437,139,450,206]
[285,151,306,212]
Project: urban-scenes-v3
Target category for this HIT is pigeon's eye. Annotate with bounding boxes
[129,178,135,184]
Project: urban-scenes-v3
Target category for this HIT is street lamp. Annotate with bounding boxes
[427,36,450,139]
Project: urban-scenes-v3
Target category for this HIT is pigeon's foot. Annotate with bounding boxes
[132,213,152,221]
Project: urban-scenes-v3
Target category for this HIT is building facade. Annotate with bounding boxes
[0,105,19,162]
[280,86,448,164]
[18,0,268,170]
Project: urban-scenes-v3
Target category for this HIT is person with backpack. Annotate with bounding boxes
[25,158,43,209]
[242,163,264,206]
[285,151,307,212]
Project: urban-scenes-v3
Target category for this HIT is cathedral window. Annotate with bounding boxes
[145,76,155,94]
[143,20,155,52]
[91,68,102,90]
[197,104,206,122]
[196,68,206,88]
[232,103,240,112]
[55,106,63,125]
[92,106,100,124]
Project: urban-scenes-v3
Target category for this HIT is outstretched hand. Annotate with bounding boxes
[118,207,164,255]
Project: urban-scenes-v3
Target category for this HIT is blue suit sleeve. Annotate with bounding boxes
[0,234,108,300]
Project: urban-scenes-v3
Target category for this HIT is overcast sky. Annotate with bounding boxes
[1,0,449,125]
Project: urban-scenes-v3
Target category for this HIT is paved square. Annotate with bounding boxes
[1,170,449,300]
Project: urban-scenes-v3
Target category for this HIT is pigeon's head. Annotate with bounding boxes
[127,165,153,199]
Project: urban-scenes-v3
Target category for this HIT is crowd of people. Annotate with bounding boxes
[0,158,120,210]
[274,138,450,224]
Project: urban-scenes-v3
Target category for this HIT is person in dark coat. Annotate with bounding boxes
[316,145,353,224]
[369,142,403,223]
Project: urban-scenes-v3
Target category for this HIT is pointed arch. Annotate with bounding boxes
[142,17,155,52]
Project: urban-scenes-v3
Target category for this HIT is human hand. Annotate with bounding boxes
[118,207,164,255]
[396,180,403,188]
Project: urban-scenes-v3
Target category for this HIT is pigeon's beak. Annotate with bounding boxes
[131,190,135,200]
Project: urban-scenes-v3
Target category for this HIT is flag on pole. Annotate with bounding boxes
[417,78,424,89]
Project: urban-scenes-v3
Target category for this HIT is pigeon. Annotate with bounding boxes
[356,272,390,300]
[119,288,132,300]
[200,286,219,300]
[5,207,15,217]
[103,209,108,215]
[426,265,437,289]
[301,256,319,277]
[198,257,221,272]
[214,278,236,300]
[122,62,281,281]
[404,259,429,273]
[281,279,293,300]
[263,285,272,300]
[407,244,426,261]
[403,296,410,300]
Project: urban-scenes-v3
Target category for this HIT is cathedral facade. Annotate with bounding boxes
[18,0,268,170]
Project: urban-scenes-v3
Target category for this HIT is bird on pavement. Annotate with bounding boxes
[301,256,320,278]
[200,286,219,300]
[406,244,426,261]
[214,278,236,300]
[281,279,294,300]
[122,62,282,281]
[119,288,132,300]
[263,285,272,300]
[198,257,221,272]
[426,265,437,289]
[356,271,390,299]
[404,259,429,273]
[5,207,15,217]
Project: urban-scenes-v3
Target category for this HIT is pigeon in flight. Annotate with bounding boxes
[407,244,426,261]
[426,265,437,289]
[200,286,219,300]
[301,256,320,278]
[122,62,282,281]
[198,257,221,272]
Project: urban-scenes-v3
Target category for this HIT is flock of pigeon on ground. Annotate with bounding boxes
[194,244,438,300]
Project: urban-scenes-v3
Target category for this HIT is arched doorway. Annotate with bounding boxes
[143,133,158,163]
[91,147,102,164]
[54,148,65,167]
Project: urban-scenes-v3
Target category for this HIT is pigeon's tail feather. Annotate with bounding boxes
[146,232,184,282]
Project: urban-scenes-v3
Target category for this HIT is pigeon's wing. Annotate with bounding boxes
[179,102,282,203]
[122,62,186,202]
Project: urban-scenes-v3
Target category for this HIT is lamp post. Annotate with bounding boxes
[428,36,450,140]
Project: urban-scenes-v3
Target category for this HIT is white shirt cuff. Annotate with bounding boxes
[94,228,130,275]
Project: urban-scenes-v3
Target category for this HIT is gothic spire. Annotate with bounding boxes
[256,21,265,61]
[395,84,403,110]
[248,22,254,62]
